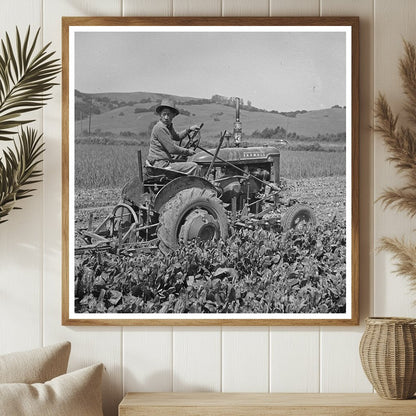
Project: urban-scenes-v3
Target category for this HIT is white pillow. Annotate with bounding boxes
[0,341,71,383]
[0,363,104,416]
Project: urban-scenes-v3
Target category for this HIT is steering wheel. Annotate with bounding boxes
[181,123,204,151]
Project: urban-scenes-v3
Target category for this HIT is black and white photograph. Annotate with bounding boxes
[63,17,359,325]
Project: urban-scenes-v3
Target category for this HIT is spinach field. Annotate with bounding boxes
[75,220,346,314]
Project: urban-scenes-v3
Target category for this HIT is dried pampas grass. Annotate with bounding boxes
[376,40,416,294]
[378,237,416,294]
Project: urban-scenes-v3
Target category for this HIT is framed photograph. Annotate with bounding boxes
[62,17,359,325]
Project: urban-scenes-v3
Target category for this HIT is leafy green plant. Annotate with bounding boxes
[0,27,60,223]
[74,221,346,314]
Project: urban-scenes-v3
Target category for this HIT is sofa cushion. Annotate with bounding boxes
[0,341,71,384]
[0,363,104,416]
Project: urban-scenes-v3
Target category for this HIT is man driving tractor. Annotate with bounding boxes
[146,99,201,175]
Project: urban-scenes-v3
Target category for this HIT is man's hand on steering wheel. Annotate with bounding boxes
[182,123,203,150]
[188,125,200,133]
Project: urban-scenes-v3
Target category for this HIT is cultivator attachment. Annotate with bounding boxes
[75,202,159,255]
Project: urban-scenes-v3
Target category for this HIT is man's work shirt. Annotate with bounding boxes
[147,121,189,164]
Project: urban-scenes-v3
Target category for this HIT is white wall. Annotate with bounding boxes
[1,1,416,415]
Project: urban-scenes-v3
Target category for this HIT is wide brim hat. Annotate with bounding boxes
[155,98,179,116]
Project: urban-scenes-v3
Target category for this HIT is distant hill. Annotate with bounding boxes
[74,90,346,141]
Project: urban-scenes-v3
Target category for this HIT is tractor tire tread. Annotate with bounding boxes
[281,203,316,232]
[158,187,227,251]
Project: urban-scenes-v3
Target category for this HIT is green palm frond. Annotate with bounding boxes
[0,27,59,224]
[0,27,61,141]
[0,127,44,223]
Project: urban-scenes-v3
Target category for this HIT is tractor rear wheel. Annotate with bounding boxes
[282,203,316,232]
[157,187,228,252]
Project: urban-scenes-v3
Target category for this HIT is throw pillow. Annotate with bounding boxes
[0,341,71,384]
[0,363,104,416]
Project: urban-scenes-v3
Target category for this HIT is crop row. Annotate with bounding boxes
[75,220,346,314]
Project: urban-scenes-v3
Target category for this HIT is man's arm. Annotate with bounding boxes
[174,125,201,141]
[154,124,191,156]
[176,128,189,141]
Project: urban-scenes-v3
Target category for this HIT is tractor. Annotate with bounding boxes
[76,98,316,255]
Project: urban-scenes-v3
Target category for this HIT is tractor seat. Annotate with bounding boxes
[144,161,187,184]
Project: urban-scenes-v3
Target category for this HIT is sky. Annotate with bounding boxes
[74,29,347,112]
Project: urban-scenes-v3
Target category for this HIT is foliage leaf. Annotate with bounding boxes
[0,127,45,223]
[0,27,60,139]
[74,222,347,314]
[0,27,59,224]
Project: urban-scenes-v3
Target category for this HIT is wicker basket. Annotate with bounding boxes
[359,317,416,399]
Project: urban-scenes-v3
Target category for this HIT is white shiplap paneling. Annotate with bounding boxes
[270,327,320,392]
[222,0,269,16]
[123,0,172,16]
[0,0,41,34]
[270,0,320,16]
[124,327,173,393]
[222,327,269,392]
[173,0,222,16]
[173,327,221,391]
[320,327,373,392]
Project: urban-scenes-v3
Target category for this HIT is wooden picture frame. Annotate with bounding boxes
[62,16,359,326]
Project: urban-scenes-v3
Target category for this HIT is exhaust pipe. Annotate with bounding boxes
[235,97,240,121]
[233,97,242,146]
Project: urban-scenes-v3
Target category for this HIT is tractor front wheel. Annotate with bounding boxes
[157,187,228,252]
[282,203,316,232]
